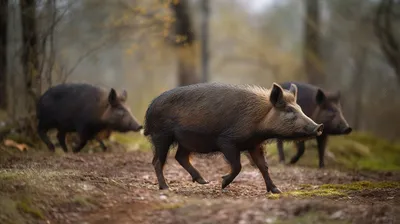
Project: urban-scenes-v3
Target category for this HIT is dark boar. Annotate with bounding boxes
[37,83,143,153]
[143,82,324,194]
[247,82,351,168]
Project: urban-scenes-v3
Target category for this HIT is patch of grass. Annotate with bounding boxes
[111,132,152,151]
[274,211,350,224]
[71,195,98,209]
[16,199,44,220]
[0,196,25,224]
[267,181,400,200]
[328,132,400,171]
[264,131,400,171]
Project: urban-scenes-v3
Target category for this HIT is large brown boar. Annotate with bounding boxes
[246,82,351,168]
[143,82,324,194]
[37,83,143,153]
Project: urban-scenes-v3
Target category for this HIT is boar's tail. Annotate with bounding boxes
[141,127,150,136]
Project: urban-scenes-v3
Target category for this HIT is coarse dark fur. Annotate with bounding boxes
[143,82,323,194]
[37,83,143,153]
[246,82,352,169]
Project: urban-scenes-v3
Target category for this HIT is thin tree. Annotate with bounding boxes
[200,0,210,83]
[170,0,200,86]
[303,0,323,86]
[375,0,400,84]
[0,0,8,110]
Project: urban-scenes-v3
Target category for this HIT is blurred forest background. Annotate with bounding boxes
[0,0,400,142]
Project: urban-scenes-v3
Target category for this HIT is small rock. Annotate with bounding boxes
[387,196,394,200]
[265,217,277,223]
[160,195,167,200]
[330,210,344,219]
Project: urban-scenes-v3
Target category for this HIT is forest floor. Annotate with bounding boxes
[0,134,400,224]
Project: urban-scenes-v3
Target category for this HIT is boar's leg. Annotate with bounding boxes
[37,123,55,152]
[244,152,257,168]
[72,132,90,153]
[316,135,328,168]
[151,135,173,190]
[56,131,68,153]
[218,141,242,189]
[289,141,306,165]
[175,145,208,184]
[277,139,285,163]
[97,140,107,152]
[249,145,281,194]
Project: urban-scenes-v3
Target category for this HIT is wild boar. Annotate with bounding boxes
[143,82,324,194]
[247,82,352,168]
[36,83,143,153]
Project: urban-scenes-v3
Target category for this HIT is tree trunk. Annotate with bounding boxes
[352,47,368,130]
[20,0,40,138]
[0,0,8,110]
[200,0,210,83]
[375,0,400,85]
[170,0,200,86]
[303,0,324,86]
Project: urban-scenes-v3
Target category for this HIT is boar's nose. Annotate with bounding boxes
[342,127,352,134]
[313,124,324,136]
[134,125,143,132]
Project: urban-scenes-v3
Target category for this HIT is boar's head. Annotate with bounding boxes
[102,89,143,132]
[312,89,352,135]
[261,83,324,140]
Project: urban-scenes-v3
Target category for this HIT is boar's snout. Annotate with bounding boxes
[313,124,324,136]
[342,126,352,134]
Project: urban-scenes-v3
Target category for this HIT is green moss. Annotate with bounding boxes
[267,181,399,199]
[320,181,400,191]
[0,196,25,224]
[16,199,44,220]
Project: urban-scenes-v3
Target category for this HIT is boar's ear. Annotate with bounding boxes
[120,89,128,102]
[270,83,285,107]
[289,83,298,101]
[108,88,119,107]
[316,89,326,105]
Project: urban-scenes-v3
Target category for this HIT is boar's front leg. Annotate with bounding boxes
[218,140,242,189]
[175,145,208,184]
[276,139,285,163]
[316,135,328,168]
[249,145,281,194]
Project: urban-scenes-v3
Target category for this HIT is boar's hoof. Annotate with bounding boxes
[268,187,282,194]
[193,177,209,185]
[159,185,169,190]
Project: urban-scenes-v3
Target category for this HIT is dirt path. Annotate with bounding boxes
[0,150,399,224]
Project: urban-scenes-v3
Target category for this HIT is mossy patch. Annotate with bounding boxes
[16,199,45,220]
[267,181,400,199]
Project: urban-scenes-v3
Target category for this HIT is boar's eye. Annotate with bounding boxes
[285,106,295,113]
[116,108,125,116]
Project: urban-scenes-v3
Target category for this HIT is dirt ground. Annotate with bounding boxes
[0,147,399,224]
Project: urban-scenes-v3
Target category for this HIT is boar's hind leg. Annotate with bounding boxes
[56,131,68,153]
[289,141,306,165]
[218,141,242,189]
[72,131,90,153]
[37,122,55,152]
[151,135,173,190]
[249,145,281,194]
[175,145,208,184]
